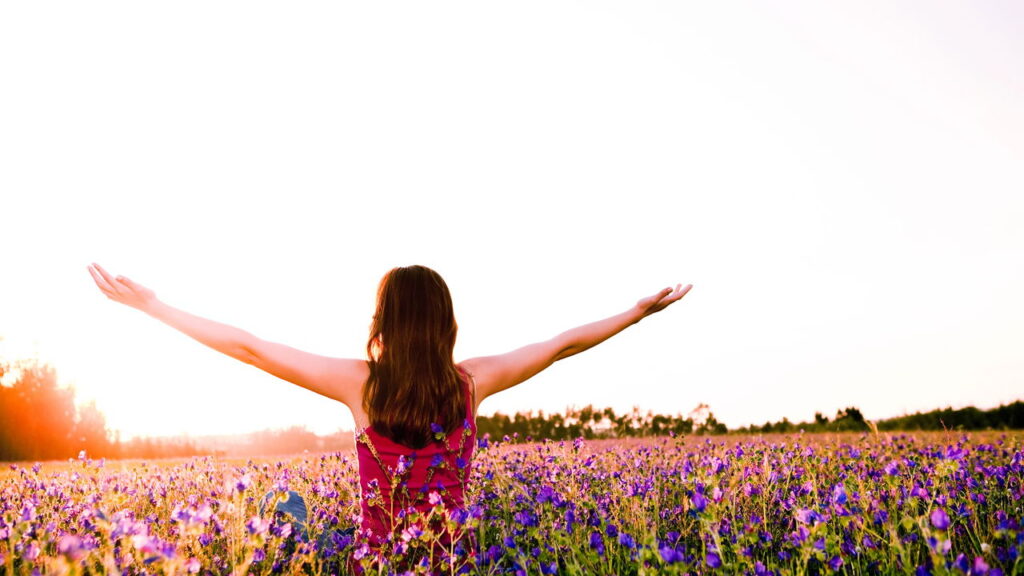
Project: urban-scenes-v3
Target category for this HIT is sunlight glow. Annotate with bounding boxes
[1,1,1021,439]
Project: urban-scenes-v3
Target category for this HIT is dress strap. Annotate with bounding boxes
[459,365,478,419]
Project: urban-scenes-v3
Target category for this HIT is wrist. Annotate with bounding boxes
[141,298,166,318]
[628,305,646,325]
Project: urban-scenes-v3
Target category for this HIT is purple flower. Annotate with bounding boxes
[235,474,252,493]
[271,521,292,539]
[132,534,176,560]
[618,532,636,549]
[396,455,411,475]
[514,509,538,527]
[707,551,722,568]
[400,525,424,542]
[789,526,810,545]
[20,503,36,523]
[659,545,684,564]
[589,531,605,556]
[691,492,708,512]
[973,556,991,575]
[930,508,950,530]
[564,507,577,533]
[796,508,823,525]
[928,536,952,555]
[450,507,471,525]
[246,516,271,536]
[430,422,444,436]
[828,555,843,571]
[945,446,968,460]
[831,484,848,505]
[58,534,89,561]
[537,485,555,504]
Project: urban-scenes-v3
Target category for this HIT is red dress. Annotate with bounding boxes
[354,368,477,551]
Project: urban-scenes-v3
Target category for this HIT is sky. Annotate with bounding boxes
[1,1,1022,439]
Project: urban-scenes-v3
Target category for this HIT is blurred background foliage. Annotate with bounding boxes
[1,351,1021,461]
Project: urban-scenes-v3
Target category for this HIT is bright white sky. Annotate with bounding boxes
[1,2,1021,439]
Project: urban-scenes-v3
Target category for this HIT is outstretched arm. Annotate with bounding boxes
[87,263,366,407]
[461,284,691,408]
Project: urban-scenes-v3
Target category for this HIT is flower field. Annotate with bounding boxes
[1,432,1021,575]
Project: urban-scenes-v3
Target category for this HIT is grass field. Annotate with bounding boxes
[1,432,1021,575]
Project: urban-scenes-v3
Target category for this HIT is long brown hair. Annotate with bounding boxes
[364,265,465,449]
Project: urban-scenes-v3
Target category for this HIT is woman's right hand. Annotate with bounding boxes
[88,263,158,313]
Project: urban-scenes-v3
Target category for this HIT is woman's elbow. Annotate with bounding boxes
[552,340,579,363]
[235,341,264,367]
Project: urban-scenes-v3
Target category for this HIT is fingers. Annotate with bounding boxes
[89,263,134,300]
[667,284,692,306]
[671,284,693,302]
[649,283,692,313]
[92,263,118,287]
[88,264,117,295]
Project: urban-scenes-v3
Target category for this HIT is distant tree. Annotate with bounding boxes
[689,403,712,427]
[988,402,1024,429]
[74,400,112,458]
[0,359,78,460]
[695,410,727,435]
[832,407,869,432]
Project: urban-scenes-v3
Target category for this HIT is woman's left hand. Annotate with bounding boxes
[635,284,692,320]
[88,263,158,313]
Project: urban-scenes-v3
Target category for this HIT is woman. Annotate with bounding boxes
[87,263,691,567]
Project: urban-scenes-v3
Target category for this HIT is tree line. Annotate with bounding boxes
[0,358,352,462]
[476,404,727,441]
[2,355,1022,461]
[730,402,1024,434]
[0,359,112,461]
[0,358,218,461]
[478,401,1024,440]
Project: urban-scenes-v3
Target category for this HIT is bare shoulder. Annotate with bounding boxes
[457,347,555,406]
[293,355,369,409]
[324,356,371,381]
[456,358,488,412]
[456,357,489,384]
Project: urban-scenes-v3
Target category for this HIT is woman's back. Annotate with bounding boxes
[355,368,477,546]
